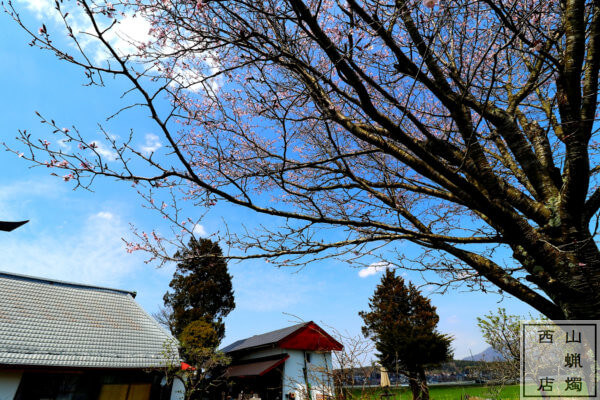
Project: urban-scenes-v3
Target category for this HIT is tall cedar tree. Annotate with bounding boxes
[164,238,235,341]
[360,269,452,400]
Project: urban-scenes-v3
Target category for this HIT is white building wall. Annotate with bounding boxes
[282,351,334,400]
[0,370,22,400]
[170,376,186,400]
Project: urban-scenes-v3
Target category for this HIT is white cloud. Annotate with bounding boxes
[140,133,162,155]
[455,270,477,280]
[16,0,93,49]
[17,0,56,21]
[358,261,391,278]
[169,57,222,93]
[192,224,207,237]
[111,13,151,54]
[94,12,152,63]
[13,0,148,63]
[0,179,65,219]
[57,138,71,151]
[17,0,223,95]
[0,210,143,287]
[90,141,119,161]
[96,211,114,220]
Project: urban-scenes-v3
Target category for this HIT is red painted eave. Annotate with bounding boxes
[278,321,343,351]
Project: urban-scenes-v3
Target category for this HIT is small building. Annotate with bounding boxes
[221,322,343,400]
[0,271,185,400]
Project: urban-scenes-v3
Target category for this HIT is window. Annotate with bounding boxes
[98,384,151,400]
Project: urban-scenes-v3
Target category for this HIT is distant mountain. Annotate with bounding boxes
[462,346,506,361]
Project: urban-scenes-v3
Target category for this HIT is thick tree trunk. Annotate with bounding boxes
[546,232,600,319]
[407,369,429,400]
[512,224,600,320]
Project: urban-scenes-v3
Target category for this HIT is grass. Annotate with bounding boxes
[347,383,521,399]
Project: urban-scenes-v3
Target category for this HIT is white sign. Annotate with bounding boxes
[521,321,599,399]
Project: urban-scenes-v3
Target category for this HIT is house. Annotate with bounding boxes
[0,271,185,400]
[221,322,343,400]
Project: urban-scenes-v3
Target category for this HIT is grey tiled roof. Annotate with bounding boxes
[0,271,178,368]
[221,322,308,353]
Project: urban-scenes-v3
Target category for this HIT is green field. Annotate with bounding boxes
[347,383,521,399]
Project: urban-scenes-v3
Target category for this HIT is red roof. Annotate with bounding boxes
[222,321,343,353]
[278,322,343,351]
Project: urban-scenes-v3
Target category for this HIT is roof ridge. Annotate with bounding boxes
[0,270,136,297]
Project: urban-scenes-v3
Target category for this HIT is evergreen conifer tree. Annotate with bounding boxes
[164,238,235,342]
[360,269,452,400]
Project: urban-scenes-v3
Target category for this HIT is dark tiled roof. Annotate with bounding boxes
[221,322,308,353]
[0,271,177,368]
[225,355,288,377]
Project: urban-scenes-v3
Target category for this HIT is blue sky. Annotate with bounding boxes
[0,3,540,361]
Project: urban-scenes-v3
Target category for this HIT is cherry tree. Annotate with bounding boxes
[5,0,600,319]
